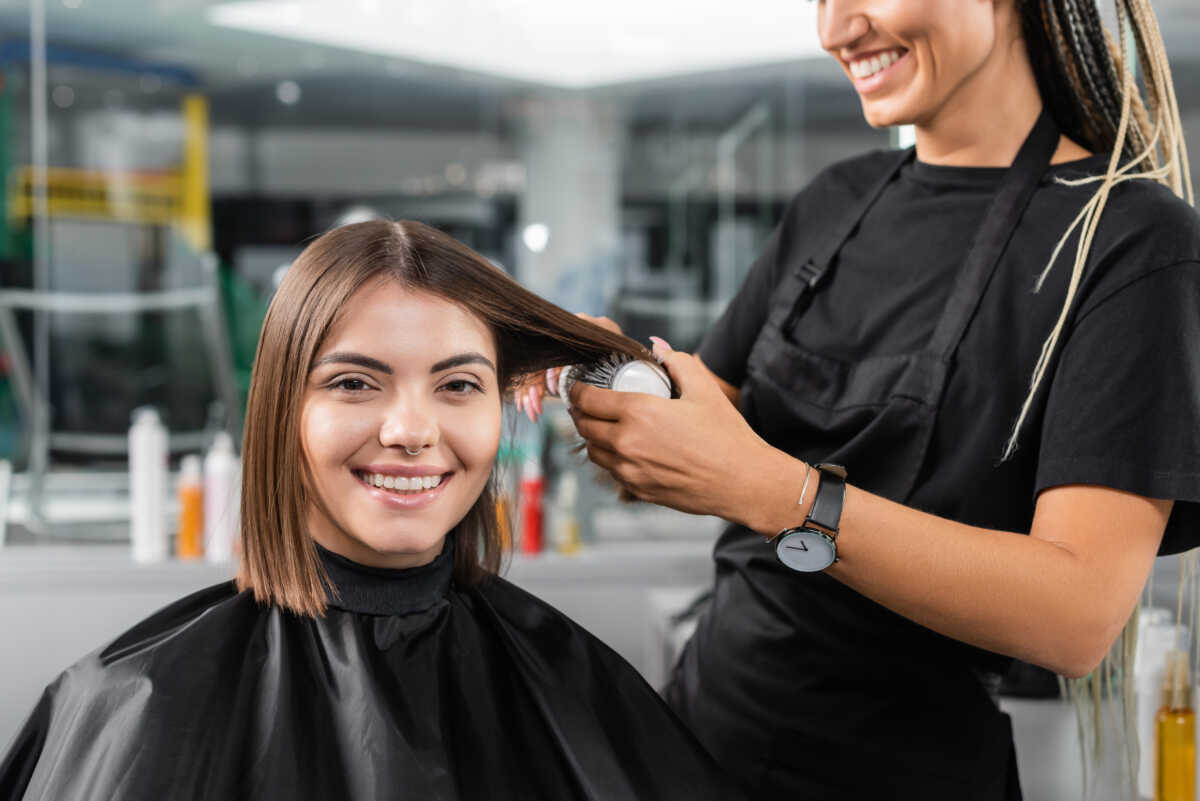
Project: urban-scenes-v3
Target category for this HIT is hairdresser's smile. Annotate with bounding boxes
[846,47,910,93]
[300,278,501,569]
[820,0,999,130]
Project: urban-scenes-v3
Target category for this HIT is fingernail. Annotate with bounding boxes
[649,336,673,356]
[547,368,558,396]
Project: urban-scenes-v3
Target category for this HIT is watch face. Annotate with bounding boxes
[775,529,836,572]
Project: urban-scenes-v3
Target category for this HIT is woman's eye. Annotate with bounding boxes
[330,377,370,392]
[440,379,483,396]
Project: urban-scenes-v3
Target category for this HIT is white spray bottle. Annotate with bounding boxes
[129,407,168,563]
[204,431,241,563]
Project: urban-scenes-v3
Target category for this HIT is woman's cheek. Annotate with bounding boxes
[303,400,376,467]
[445,402,502,470]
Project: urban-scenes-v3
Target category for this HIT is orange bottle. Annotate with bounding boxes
[1155,649,1195,801]
[176,455,204,560]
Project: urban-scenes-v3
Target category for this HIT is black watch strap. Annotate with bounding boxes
[805,463,847,535]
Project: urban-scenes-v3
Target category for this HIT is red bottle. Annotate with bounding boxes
[518,457,544,554]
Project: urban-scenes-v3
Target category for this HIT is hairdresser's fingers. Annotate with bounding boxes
[571,414,621,450]
[570,382,627,421]
[532,386,543,417]
[546,367,561,397]
[650,337,722,402]
[584,441,625,476]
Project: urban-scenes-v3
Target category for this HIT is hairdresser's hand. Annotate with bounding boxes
[514,314,623,423]
[570,337,794,525]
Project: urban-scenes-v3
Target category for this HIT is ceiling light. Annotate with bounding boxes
[276,80,301,105]
[51,85,74,109]
[522,223,550,254]
[209,0,822,88]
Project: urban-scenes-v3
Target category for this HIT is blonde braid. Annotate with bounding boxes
[1014,2,1194,795]
[1002,0,1191,461]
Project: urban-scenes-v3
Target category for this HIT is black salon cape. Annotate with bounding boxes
[669,150,1200,800]
[0,543,743,801]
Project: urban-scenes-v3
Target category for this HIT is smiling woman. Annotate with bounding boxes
[238,219,652,615]
[0,220,744,801]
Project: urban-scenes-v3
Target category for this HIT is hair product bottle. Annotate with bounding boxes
[203,432,241,563]
[129,407,168,563]
[518,456,544,555]
[1155,649,1195,801]
[176,454,204,560]
[553,472,581,555]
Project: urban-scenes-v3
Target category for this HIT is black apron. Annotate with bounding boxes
[666,111,1060,801]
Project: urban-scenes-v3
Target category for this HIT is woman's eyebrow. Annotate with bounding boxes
[431,352,496,374]
[312,352,393,374]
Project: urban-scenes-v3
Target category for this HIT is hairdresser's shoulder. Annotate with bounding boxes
[1083,177,1200,292]
[1066,177,1200,320]
[1104,176,1200,256]
[784,148,902,223]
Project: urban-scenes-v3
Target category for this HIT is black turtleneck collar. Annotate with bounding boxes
[315,537,454,616]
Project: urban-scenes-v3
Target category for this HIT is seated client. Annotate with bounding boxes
[0,220,742,801]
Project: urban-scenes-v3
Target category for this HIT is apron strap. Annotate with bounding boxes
[925,109,1060,361]
[779,146,914,336]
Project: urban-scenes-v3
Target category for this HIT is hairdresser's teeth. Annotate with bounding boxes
[373,473,384,487]
[384,475,396,489]
[401,477,415,490]
[423,476,434,489]
[431,475,442,488]
[852,49,903,79]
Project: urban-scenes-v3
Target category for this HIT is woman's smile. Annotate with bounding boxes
[352,468,454,510]
[846,47,910,95]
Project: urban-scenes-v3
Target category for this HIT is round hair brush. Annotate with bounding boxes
[557,352,675,407]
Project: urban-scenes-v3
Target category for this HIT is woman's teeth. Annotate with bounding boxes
[851,49,904,79]
[358,471,443,493]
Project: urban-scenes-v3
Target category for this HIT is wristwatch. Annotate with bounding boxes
[771,463,847,572]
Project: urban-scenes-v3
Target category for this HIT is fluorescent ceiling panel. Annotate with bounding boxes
[208,0,823,88]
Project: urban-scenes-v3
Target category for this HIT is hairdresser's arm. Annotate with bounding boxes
[570,342,1169,679]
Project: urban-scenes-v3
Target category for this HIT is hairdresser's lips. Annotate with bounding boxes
[847,47,911,96]
[352,469,454,510]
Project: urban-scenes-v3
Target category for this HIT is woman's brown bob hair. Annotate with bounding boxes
[235,219,650,617]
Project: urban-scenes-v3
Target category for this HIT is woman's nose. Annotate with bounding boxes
[378,400,438,455]
[818,0,871,54]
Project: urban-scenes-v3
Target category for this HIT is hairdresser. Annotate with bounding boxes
[517,0,1200,798]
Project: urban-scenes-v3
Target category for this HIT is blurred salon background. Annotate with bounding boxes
[0,1,1198,798]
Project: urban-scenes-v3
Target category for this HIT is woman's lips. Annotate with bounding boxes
[353,470,453,510]
[850,49,911,95]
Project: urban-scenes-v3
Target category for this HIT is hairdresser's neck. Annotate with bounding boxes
[913,34,1045,168]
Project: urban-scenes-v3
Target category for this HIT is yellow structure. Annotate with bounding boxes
[10,93,211,251]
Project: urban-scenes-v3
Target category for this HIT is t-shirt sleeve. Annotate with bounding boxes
[696,220,787,388]
[1036,259,1200,554]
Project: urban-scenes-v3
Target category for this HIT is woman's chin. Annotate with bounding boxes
[337,530,447,569]
[859,100,917,131]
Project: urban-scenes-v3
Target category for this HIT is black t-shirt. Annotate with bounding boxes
[676,150,1200,799]
[701,151,1200,551]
